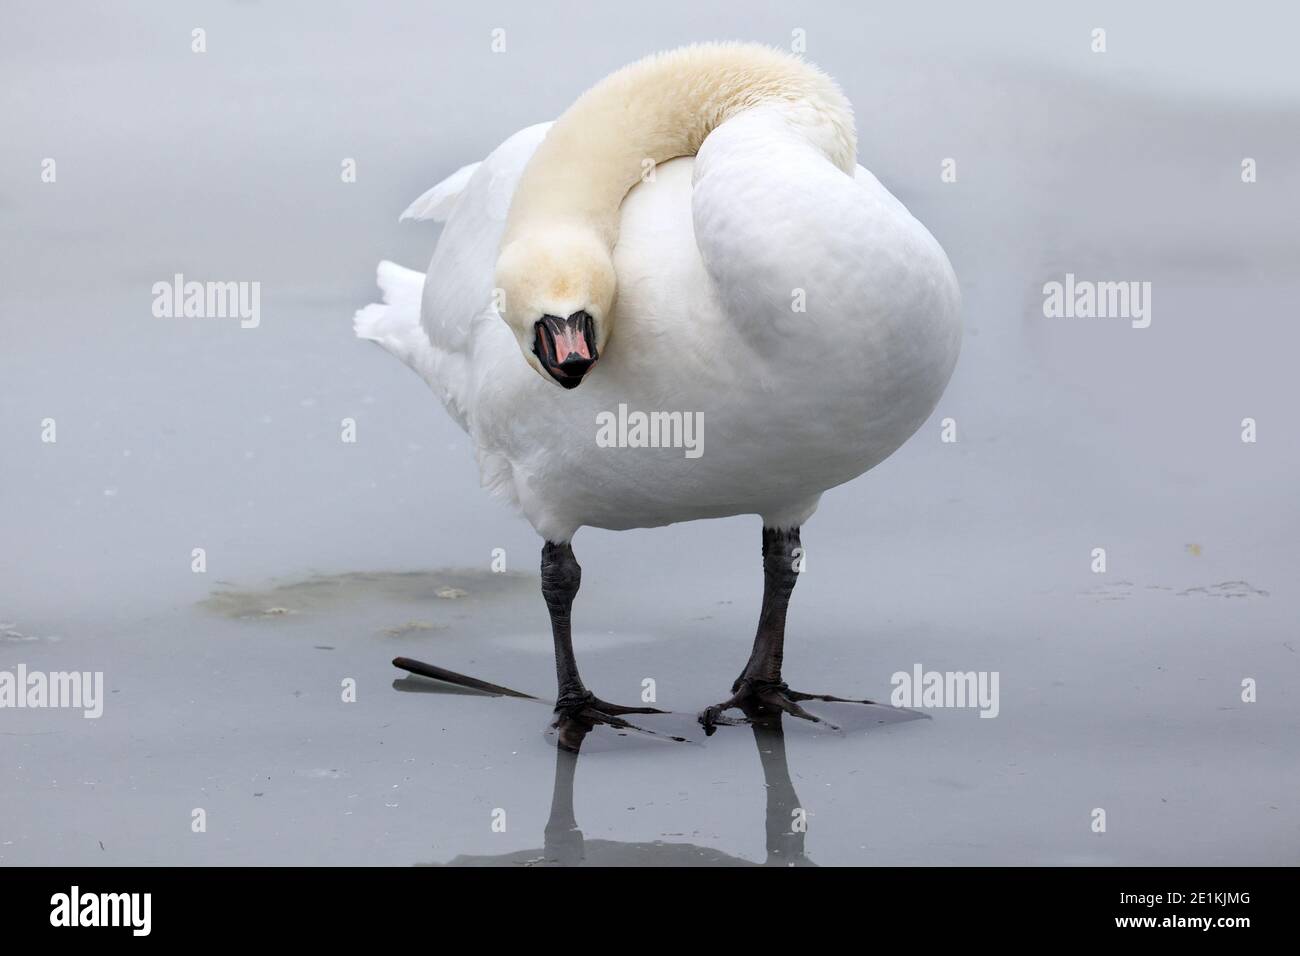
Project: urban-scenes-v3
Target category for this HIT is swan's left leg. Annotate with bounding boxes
[542,541,665,730]
[698,526,875,735]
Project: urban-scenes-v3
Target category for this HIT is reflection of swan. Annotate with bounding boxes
[441,709,811,867]
[397,667,924,866]
[359,44,961,731]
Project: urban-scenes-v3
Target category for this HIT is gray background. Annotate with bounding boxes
[1,0,1297,865]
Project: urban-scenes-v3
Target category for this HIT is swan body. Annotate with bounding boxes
[359,43,962,731]
[358,45,960,543]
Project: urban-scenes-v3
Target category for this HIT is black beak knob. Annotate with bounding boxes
[534,311,599,389]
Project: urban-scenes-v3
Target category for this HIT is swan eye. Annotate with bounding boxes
[532,311,598,389]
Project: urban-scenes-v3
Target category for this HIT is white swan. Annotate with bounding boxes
[356,43,961,735]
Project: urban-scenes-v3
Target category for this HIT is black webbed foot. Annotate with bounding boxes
[554,689,665,719]
[698,677,876,736]
[551,691,672,751]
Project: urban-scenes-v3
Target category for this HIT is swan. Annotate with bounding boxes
[356,43,961,736]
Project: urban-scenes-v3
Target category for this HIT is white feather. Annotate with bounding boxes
[357,50,960,542]
[398,161,481,223]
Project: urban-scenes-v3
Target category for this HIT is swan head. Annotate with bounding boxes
[495,225,616,389]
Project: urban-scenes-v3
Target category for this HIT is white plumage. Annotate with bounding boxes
[357,48,959,543]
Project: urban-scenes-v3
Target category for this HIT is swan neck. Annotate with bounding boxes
[502,43,857,252]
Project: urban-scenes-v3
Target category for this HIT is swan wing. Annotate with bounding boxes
[399,162,481,223]
[420,123,552,347]
[355,123,553,434]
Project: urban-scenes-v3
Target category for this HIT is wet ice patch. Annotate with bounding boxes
[1079,580,1135,602]
[1,623,62,643]
[198,568,533,619]
[1178,580,1269,599]
[1080,579,1269,602]
[382,620,449,637]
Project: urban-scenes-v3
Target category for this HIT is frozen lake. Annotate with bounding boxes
[2,1,1297,865]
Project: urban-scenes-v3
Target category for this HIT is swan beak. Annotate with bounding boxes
[533,311,598,389]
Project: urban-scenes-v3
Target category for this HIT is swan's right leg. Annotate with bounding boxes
[541,541,664,734]
[698,526,876,735]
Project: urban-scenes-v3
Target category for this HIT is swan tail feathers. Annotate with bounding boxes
[354,261,471,431]
[353,260,427,357]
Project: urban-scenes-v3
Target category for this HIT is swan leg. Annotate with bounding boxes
[698,526,876,735]
[541,541,665,734]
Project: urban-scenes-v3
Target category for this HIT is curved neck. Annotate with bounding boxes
[502,43,857,251]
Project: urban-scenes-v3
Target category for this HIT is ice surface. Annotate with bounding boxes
[1,1,1298,865]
